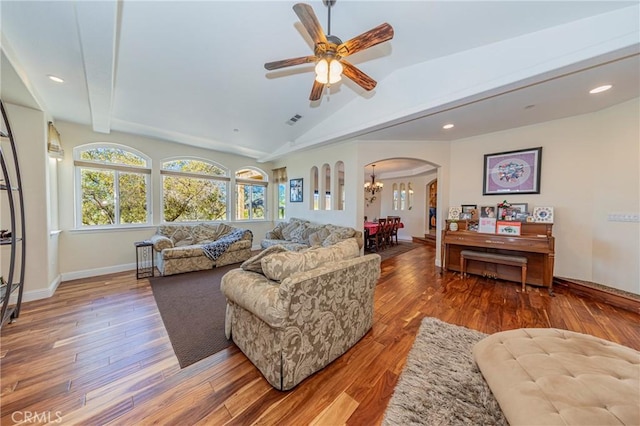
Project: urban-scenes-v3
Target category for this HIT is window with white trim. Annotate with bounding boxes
[161,158,228,222]
[235,168,267,220]
[74,143,151,227]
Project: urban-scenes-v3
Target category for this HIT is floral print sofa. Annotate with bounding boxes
[221,238,381,390]
[150,223,253,276]
[261,218,364,251]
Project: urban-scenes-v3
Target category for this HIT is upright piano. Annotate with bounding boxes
[442,221,555,290]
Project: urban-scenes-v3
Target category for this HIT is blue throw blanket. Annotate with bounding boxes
[202,228,251,261]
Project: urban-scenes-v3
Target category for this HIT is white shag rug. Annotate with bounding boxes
[382,317,507,426]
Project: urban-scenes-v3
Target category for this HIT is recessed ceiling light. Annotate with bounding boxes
[589,84,612,94]
[442,123,454,130]
[48,75,64,83]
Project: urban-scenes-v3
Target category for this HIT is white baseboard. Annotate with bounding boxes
[14,265,135,303]
[61,263,136,282]
[19,275,62,303]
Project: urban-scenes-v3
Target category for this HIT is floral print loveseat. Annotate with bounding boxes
[221,238,381,390]
[261,217,364,251]
[150,223,253,276]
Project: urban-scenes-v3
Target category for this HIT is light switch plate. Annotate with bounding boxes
[607,213,640,222]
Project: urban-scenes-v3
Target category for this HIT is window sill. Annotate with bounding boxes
[70,224,157,234]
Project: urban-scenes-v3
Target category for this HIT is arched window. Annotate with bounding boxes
[74,143,151,227]
[161,158,229,222]
[311,166,319,210]
[235,167,267,220]
[408,182,414,210]
[322,163,331,210]
[392,183,399,210]
[400,183,406,210]
[334,161,344,210]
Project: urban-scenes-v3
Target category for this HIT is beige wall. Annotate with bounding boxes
[55,121,275,280]
[277,142,361,229]
[449,99,639,294]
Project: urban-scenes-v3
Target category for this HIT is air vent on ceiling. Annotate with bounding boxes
[286,114,303,126]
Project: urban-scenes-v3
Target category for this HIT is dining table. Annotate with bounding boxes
[364,220,404,235]
[364,221,381,235]
[364,220,404,250]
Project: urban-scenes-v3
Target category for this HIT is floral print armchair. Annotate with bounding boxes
[221,239,381,390]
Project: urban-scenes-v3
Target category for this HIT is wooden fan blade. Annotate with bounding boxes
[264,56,316,71]
[337,23,394,58]
[341,60,377,91]
[309,80,325,101]
[293,3,328,46]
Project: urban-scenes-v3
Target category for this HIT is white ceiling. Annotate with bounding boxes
[1,1,638,165]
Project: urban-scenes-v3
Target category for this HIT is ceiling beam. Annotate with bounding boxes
[75,0,119,134]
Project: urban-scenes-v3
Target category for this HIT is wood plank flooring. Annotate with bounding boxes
[2,245,639,425]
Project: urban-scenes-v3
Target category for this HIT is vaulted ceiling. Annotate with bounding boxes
[1,1,638,163]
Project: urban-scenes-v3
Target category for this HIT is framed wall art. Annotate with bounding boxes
[290,178,303,202]
[483,147,542,195]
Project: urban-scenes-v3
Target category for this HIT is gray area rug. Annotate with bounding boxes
[383,317,508,426]
[150,263,239,368]
[365,241,423,262]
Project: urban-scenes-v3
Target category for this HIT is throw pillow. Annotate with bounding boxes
[289,223,312,244]
[322,232,344,247]
[214,223,234,239]
[268,222,286,240]
[281,221,302,240]
[192,223,221,243]
[241,245,288,274]
[171,229,194,245]
[325,224,356,239]
[308,227,330,246]
[175,238,195,247]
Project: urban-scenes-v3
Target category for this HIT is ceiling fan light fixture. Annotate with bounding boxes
[315,58,343,84]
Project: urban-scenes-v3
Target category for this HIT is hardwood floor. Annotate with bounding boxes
[2,245,639,425]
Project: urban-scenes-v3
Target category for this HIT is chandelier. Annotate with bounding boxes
[364,164,383,203]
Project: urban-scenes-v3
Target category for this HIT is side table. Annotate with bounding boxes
[134,241,154,279]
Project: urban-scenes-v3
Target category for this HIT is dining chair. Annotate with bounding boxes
[366,224,383,252]
[376,220,389,250]
[388,216,401,245]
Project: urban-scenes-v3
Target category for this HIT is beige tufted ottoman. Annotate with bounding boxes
[473,328,640,425]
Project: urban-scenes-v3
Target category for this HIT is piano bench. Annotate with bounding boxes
[460,250,528,291]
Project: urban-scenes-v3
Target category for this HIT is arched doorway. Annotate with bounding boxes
[363,158,438,241]
[427,179,437,236]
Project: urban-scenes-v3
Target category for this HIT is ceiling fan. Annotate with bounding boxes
[264,1,394,101]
